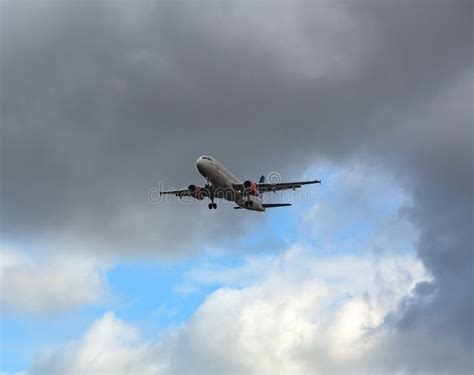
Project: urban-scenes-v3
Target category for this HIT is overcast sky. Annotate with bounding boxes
[1,1,473,373]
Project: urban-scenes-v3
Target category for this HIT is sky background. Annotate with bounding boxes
[1,1,473,373]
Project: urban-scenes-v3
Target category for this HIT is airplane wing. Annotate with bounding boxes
[160,185,211,199]
[233,180,320,193]
[159,188,193,197]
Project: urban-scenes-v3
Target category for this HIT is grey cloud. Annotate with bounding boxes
[2,1,470,253]
[1,1,472,371]
[364,72,474,372]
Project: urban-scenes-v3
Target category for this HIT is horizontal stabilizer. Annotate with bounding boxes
[262,203,291,208]
[234,203,291,209]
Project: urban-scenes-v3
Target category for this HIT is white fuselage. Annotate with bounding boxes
[196,156,264,211]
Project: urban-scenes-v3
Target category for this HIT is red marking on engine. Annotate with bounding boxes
[249,182,258,196]
[193,187,204,200]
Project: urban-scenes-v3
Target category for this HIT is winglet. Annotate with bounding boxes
[259,175,265,183]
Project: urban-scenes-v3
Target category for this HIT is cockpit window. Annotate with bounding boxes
[202,156,212,161]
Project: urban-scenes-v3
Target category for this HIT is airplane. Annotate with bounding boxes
[160,155,321,212]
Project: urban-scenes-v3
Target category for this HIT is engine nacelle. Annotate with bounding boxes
[188,184,205,200]
[243,180,259,196]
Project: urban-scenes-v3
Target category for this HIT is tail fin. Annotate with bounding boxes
[262,203,291,208]
[259,175,265,183]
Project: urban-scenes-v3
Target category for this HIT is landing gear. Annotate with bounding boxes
[244,200,253,208]
[206,182,217,210]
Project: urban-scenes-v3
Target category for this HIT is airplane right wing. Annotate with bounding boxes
[233,180,320,194]
[257,180,320,193]
[160,188,193,197]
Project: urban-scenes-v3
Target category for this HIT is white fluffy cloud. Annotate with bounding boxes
[32,312,160,374]
[164,248,428,374]
[31,246,428,374]
[0,245,109,314]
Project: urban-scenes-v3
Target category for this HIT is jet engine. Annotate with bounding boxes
[243,180,259,196]
[188,184,205,200]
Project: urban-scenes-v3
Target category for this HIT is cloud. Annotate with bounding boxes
[0,245,109,314]
[1,0,472,371]
[23,157,473,373]
[25,166,429,371]
[32,311,159,374]
[168,249,428,374]
[2,1,470,256]
[31,247,429,374]
[302,163,416,250]
[364,72,474,372]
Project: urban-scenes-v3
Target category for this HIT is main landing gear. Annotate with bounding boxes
[206,181,217,209]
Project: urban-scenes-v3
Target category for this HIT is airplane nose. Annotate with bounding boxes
[196,158,205,174]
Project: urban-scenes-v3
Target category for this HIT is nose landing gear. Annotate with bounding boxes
[208,203,217,210]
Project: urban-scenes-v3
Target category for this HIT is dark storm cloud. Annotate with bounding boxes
[363,71,473,372]
[1,1,472,371]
